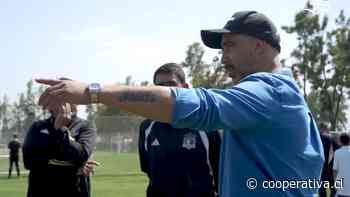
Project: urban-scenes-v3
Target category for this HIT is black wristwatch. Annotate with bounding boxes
[88,83,102,103]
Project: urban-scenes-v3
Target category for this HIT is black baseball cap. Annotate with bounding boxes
[201,11,281,52]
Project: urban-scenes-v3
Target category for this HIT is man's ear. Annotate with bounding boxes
[254,39,266,55]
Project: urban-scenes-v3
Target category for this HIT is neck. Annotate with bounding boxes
[264,50,280,71]
[273,56,281,68]
[251,56,280,74]
[237,55,281,81]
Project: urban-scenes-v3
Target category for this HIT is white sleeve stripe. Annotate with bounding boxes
[144,121,155,151]
[199,131,213,176]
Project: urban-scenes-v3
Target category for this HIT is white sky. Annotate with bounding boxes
[0,0,349,122]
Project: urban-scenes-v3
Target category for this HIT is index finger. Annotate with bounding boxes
[35,78,62,86]
[59,77,73,81]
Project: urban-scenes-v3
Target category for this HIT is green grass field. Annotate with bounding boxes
[0,152,148,197]
[0,151,333,197]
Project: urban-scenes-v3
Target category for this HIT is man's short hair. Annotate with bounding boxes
[153,63,186,84]
[339,133,350,145]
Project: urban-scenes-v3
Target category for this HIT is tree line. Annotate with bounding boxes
[0,4,349,144]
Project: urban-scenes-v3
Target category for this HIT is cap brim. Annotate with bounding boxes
[200,29,231,49]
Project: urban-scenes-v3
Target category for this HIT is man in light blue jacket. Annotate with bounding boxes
[36,10,324,197]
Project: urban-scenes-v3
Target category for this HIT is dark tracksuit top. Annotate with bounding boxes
[8,140,21,160]
[22,116,96,197]
[319,133,340,197]
[138,119,221,197]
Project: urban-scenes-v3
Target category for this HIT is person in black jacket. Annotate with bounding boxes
[8,134,21,178]
[138,63,221,197]
[22,103,96,197]
[319,123,339,197]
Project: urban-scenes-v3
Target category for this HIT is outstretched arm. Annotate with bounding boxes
[36,79,175,123]
[37,74,275,132]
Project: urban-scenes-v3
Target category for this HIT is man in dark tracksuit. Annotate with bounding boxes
[138,63,221,197]
[8,134,21,178]
[22,104,96,197]
[319,123,339,197]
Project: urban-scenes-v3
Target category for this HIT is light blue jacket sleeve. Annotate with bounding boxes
[170,74,280,131]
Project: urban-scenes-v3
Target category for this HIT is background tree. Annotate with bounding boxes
[182,42,232,89]
[283,2,350,130]
[0,95,12,141]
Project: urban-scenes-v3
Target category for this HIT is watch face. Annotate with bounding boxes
[89,83,101,92]
[89,83,101,103]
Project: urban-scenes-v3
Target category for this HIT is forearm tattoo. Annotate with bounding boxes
[118,89,160,103]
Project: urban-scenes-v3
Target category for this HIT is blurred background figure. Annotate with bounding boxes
[333,133,350,197]
[8,134,21,178]
[319,123,339,197]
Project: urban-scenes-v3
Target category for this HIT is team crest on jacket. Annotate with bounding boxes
[182,132,196,150]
